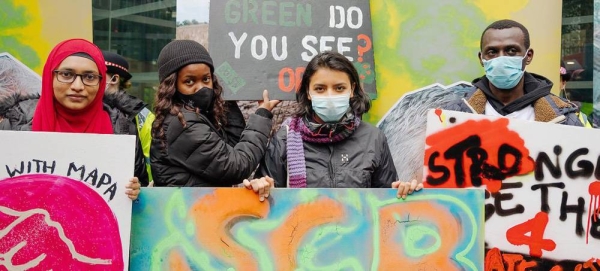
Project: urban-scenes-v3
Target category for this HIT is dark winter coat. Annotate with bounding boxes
[257,120,398,188]
[445,72,587,126]
[150,107,272,187]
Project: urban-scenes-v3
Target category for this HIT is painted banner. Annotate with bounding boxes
[424,109,600,270]
[130,188,484,270]
[0,131,134,270]
[208,0,376,100]
[0,0,92,75]
[366,0,561,124]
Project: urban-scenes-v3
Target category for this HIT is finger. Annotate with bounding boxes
[128,193,138,200]
[262,89,269,103]
[391,180,401,189]
[395,182,403,198]
[258,178,270,201]
[255,181,266,202]
[265,176,275,187]
[242,179,252,189]
[408,179,417,195]
[416,182,424,191]
[398,183,409,199]
[270,99,281,107]
[263,182,272,198]
[126,177,139,189]
[264,176,275,198]
[250,179,261,192]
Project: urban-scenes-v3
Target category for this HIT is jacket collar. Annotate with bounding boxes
[464,88,576,123]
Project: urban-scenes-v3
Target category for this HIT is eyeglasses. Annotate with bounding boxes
[53,70,102,86]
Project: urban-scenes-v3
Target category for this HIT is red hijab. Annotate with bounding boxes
[32,39,113,134]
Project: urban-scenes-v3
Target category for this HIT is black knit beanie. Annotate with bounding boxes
[157,40,214,82]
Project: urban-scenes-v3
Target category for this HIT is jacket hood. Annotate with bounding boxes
[472,72,553,115]
[103,90,147,117]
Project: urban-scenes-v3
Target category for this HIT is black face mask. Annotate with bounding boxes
[175,87,215,115]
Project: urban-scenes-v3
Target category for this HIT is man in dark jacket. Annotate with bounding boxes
[103,51,153,184]
[445,19,590,127]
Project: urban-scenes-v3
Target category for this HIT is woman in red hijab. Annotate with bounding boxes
[31,39,141,199]
[32,39,113,134]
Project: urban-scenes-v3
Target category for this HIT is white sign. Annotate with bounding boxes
[425,109,600,263]
[0,131,134,270]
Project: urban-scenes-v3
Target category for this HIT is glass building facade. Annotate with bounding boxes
[561,0,594,117]
[92,0,176,108]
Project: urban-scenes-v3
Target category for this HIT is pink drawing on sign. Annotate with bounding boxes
[586,180,600,244]
[0,174,123,270]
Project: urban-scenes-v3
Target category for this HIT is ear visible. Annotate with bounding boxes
[351,83,355,98]
[478,52,484,67]
[525,48,534,65]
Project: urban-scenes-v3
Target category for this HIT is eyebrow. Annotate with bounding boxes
[56,67,99,74]
[312,82,349,86]
[182,72,211,77]
[484,43,522,49]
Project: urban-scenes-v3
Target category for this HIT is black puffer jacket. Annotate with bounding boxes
[257,119,398,188]
[151,107,272,187]
[103,91,149,186]
[0,91,149,186]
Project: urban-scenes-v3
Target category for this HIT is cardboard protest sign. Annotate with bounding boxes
[0,131,134,270]
[130,188,484,270]
[424,109,600,270]
[208,0,376,100]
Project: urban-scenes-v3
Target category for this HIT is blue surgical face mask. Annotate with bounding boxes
[481,50,529,89]
[311,93,351,123]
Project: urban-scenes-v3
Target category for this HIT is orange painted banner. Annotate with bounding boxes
[130,188,484,270]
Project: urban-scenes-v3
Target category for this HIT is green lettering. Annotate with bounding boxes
[262,1,276,26]
[224,0,241,23]
[297,3,312,27]
[244,0,258,24]
[279,2,294,27]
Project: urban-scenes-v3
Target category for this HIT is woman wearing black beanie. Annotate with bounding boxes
[151,40,279,201]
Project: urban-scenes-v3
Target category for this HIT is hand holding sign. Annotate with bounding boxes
[258,89,280,112]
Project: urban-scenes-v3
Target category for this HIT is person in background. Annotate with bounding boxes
[30,38,144,199]
[102,51,155,184]
[445,19,590,127]
[255,51,422,199]
[150,40,279,201]
[559,60,571,100]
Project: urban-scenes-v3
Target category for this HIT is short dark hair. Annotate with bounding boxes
[294,51,371,117]
[480,19,530,50]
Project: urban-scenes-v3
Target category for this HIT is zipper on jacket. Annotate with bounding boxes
[328,145,335,188]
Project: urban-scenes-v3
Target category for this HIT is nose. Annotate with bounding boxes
[70,75,85,91]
